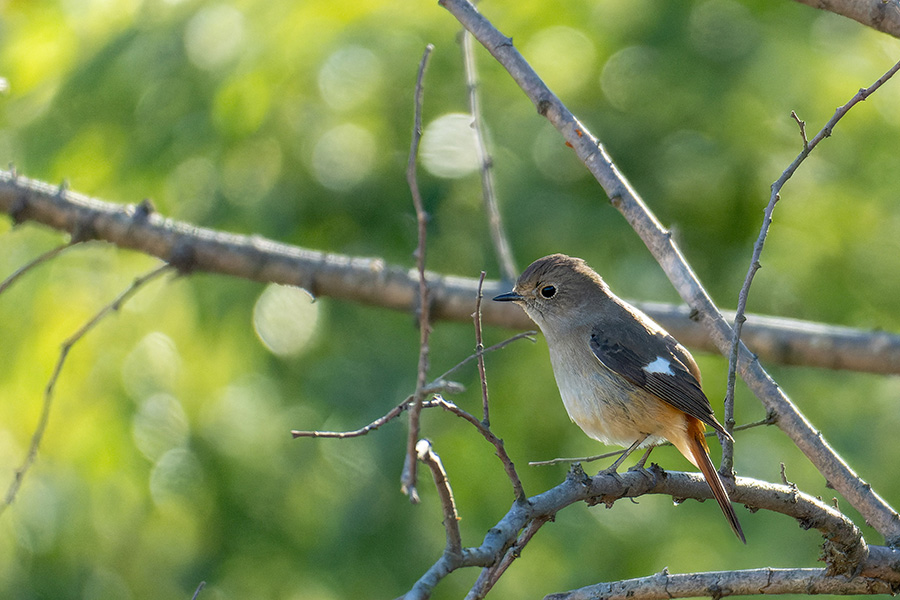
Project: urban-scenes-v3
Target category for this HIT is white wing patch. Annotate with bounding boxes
[643,356,674,376]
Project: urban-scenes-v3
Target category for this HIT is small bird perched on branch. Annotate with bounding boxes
[494,253,745,542]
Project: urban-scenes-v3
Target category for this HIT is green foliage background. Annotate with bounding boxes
[1,0,899,598]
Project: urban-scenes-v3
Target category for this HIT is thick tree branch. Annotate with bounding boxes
[403,465,900,599]
[437,0,900,546]
[546,567,897,600]
[2,171,900,375]
[790,0,900,39]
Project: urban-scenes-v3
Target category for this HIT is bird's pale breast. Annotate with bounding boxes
[547,340,688,449]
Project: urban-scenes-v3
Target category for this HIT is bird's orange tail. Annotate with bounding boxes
[684,417,746,543]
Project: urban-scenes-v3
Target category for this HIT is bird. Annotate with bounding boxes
[493,253,745,542]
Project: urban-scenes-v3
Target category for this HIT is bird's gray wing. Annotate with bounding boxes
[588,323,726,435]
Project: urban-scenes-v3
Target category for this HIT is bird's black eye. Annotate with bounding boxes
[540,285,557,298]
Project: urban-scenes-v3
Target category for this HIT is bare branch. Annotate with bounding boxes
[790,0,900,39]
[437,0,900,545]
[4,171,900,375]
[530,417,776,467]
[406,458,893,598]
[545,567,895,600]
[1,263,172,514]
[190,581,206,600]
[401,44,436,503]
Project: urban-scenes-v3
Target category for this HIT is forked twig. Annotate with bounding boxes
[401,44,436,503]
[1,263,173,515]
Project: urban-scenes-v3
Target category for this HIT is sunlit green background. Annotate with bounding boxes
[1,0,899,598]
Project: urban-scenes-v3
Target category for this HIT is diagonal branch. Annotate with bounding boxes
[437,0,900,545]
[789,0,900,39]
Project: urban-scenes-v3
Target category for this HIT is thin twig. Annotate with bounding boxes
[529,416,777,467]
[292,397,417,439]
[462,29,517,282]
[437,330,536,383]
[190,581,206,600]
[529,450,624,468]
[434,395,525,501]
[546,567,895,600]
[1,263,172,515]
[416,439,463,556]
[723,56,900,473]
[466,515,550,600]
[290,331,535,440]
[473,272,491,425]
[401,44,435,503]
[291,397,443,439]
[0,241,84,296]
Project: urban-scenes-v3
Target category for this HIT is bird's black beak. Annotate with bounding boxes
[492,291,523,302]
